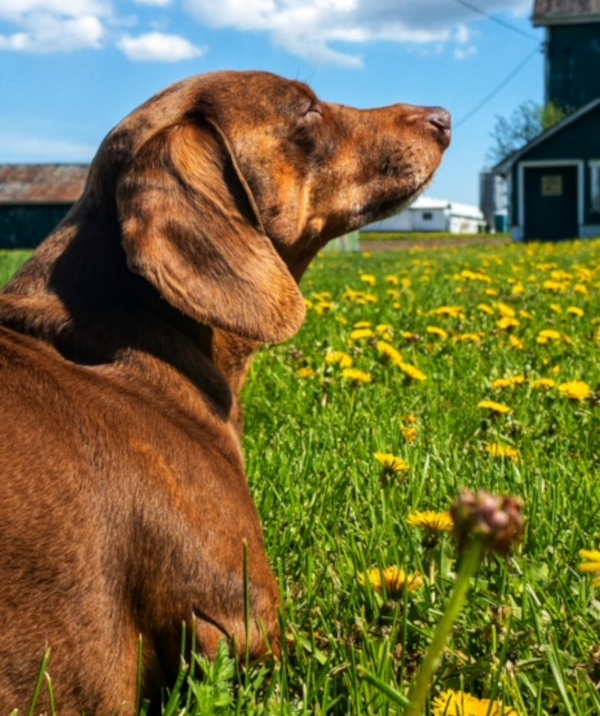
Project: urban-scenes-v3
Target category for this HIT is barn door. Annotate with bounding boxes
[523,165,578,241]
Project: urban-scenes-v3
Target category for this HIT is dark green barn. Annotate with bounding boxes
[0,164,88,249]
[494,0,600,241]
[495,98,600,241]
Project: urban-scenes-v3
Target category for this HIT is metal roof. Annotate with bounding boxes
[0,164,88,204]
[533,0,600,25]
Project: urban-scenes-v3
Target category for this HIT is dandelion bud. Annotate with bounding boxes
[450,489,524,556]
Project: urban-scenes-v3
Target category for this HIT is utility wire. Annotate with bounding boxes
[449,0,541,42]
[454,46,541,129]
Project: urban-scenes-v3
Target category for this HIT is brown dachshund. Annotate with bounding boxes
[0,71,449,714]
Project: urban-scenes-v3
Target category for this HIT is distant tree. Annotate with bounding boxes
[487,101,571,165]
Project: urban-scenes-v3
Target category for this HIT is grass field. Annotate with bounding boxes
[360,232,511,243]
[2,240,600,715]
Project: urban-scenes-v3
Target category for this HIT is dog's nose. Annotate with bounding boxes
[426,107,451,148]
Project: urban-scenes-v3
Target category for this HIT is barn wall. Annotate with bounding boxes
[0,204,72,249]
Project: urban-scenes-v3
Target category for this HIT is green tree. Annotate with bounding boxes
[487,100,570,164]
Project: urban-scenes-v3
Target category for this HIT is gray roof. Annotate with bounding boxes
[0,164,88,204]
[533,0,600,25]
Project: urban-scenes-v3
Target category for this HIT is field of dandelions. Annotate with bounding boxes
[2,238,600,715]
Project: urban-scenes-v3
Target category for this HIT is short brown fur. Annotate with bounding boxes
[0,71,449,714]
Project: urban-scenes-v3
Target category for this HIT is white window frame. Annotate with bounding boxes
[590,160,600,213]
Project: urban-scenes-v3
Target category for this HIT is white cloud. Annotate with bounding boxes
[184,0,534,67]
[117,31,205,61]
[128,0,173,6]
[0,12,104,52]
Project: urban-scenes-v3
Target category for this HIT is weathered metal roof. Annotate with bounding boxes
[0,164,89,204]
[533,0,600,25]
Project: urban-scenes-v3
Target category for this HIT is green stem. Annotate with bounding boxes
[406,539,484,716]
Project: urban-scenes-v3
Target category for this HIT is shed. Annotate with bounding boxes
[494,98,600,241]
[0,164,88,249]
[361,196,485,234]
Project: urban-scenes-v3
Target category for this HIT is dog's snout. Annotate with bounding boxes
[426,107,451,147]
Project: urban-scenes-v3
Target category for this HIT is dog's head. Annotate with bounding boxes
[87,71,449,344]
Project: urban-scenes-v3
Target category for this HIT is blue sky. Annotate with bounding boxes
[0,0,544,206]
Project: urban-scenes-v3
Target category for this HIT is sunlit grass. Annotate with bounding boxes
[3,239,600,714]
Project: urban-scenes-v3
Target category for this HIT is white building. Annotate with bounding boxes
[361,196,485,234]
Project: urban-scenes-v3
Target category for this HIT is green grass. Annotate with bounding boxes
[360,231,510,242]
[3,240,600,714]
[0,250,31,285]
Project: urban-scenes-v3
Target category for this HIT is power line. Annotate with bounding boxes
[454,47,541,129]
[449,0,541,42]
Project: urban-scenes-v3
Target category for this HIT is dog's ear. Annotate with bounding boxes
[116,123,306,344]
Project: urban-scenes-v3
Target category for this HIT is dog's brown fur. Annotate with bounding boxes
[0,71,449,714]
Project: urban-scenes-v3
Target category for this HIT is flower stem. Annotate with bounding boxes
[406,539,484,716]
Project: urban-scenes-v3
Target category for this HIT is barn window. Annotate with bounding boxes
[422,212,433,220]
[591,162,600,213]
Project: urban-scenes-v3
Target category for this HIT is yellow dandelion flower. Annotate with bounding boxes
[374,452,409,473]
[497,316,520,330]
[530,378,555,390]
[398,362,427,381]
[376,323,392,335]
[543,279,568,293]
[558,380,593,400]
[426,326,449,340]
[477,303,495,315]
[492,376,526,390]
[407,510,454,532]
[376,341,403,366]
[579,549,600,587]
[550,303,563,314]
[430,305,465,319]
[509,335,525,350]
[551,269,572,281]
[342,368,372,384]
[432,689,519,716]
[349,328,375,341]
[364,294,378,304]
[519,309,532,319]
[453,333,483,344]
[387,289,401,300]
[361,251,372,258]
[574,283,589,295]
[296,367,316,379]
[401,426,418,443]
[485,288,500,297]
[304,299,314,310]
[359,566,423,597]
[354,320,372,328]
[404,414,419,425]
[511,283,526,295]
[401,331,421,341]
[386,274,400,285]
[314,301,335,315]
[360,274,377,287]
[325,351,353,368]
[336,316,348,325]
[478,400,512,414]
[496,302,516,318]
[567,306,584,317]
[487,443,520,463]
[312,291,332,301]
[537,329,561,344]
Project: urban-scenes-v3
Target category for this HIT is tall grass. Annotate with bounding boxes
[2,239,600,714]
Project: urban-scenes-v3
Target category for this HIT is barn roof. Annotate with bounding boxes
[533,0,600,25]
[0,164,88,204]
